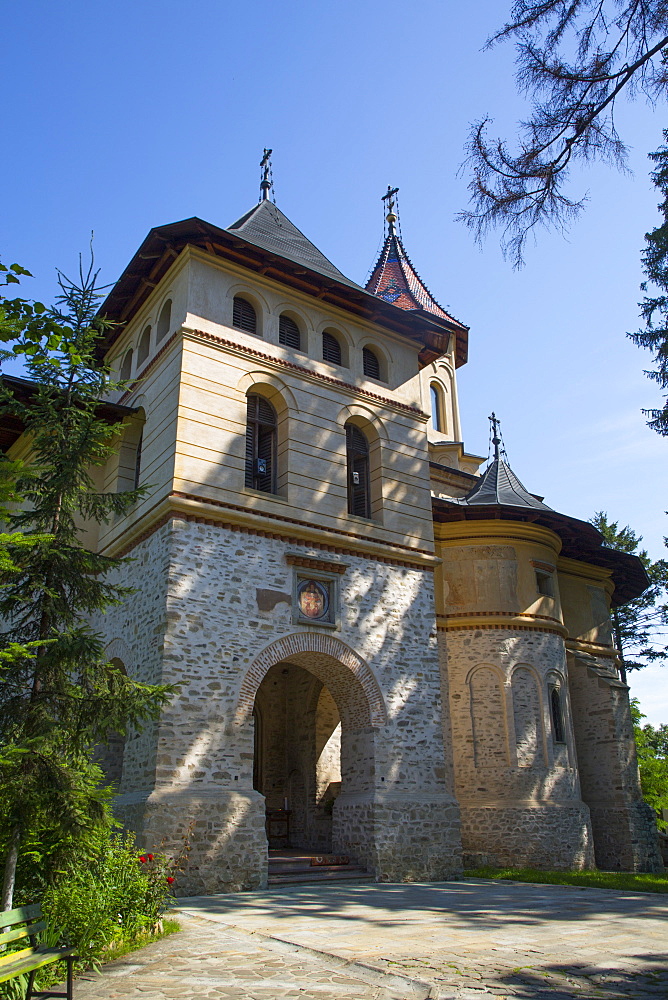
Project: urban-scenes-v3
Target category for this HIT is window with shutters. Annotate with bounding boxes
[550,686,565,744]
[322,330,342,366]
[137,325,151,367]
[346,423,371,519]
[362,346,381,380]
[233,296,258,335]
[278,314,301,350]
[157,299,172,342]
[120,349,133,381]
[245,394,277,493]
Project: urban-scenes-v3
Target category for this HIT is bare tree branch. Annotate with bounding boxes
[460,1,668,265]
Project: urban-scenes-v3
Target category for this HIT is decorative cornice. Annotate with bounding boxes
[437,610,562,625]
[114,502,435,570]
[565,636,618,660]
[169,490,435,559]
[437,621,565,637]
[285,554,348,574]
[184,327,427,417]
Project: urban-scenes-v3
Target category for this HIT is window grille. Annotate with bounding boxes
[346,424,371,518]
[245,394,277,493]
[233,296,257,335]
[279,314,300,349]
[362,346,381,380]
[322,331,342,365]
[157,300,172,342]
[550,687,565,743]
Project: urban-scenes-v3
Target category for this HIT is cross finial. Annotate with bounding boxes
[260,148,273,201]
[489,412,502,461]
[382,185,399,235]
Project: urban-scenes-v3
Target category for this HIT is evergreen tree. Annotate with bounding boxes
[461,2,668,265]
[0,257,172,909]
[629,132,668,436]
[631,699,668,829]
[591,512,668,682]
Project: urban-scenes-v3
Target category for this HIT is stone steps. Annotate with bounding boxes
[267,851,374,886]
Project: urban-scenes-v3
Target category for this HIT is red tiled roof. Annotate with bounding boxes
[365,233,466,330]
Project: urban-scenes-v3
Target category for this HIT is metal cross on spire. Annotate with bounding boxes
[260,148,273,202]
[382,185,399,235]
[489,412,504,462]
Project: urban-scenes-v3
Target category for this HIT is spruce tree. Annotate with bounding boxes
[0,257,172,909]
[629,132,668,435]
[591,512,668,683]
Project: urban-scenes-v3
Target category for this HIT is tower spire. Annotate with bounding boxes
[260,148,273,202]
[382,185,399,236]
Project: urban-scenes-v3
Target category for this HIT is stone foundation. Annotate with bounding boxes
[115,789,268,895]
[333,792,462,881]
[459,802,595,870]
[588,802,664,873]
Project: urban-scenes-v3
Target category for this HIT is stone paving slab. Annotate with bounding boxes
[177,878,668,999]
[68,910,429,1000]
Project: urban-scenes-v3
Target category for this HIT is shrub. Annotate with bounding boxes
[41,828,180,959]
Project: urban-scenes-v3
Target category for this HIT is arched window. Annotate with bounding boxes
[550,686,565,744]
[362,346,381,380]
[245,394,277,493]
[134,431,143,490]
[279,314,301,349]
[233,296,257,334]
[346,424,371,518]
[157,300,172,342]
[322,330,342,365]
[430,383,445,432]
[137,325,151,367]
[120,349,133,381]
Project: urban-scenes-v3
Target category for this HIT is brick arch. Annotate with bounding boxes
[236,633,387,727]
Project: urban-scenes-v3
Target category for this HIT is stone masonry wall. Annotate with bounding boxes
[568,654,663,872]
[440,627,595,870]
[96,517,463,892]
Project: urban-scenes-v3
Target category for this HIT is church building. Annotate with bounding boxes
[20,165,662,891]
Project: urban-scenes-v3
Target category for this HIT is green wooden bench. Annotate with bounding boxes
[0,904,76,999]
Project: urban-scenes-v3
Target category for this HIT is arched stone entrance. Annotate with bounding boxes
[240,633,386,873]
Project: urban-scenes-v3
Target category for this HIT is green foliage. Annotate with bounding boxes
[39,829,179,957]
[631,698,668,829]
[0,255,174,908]
[464,866,668,893]
[0,829,183,999]
[591,512,668,673]
[629,131,668,435]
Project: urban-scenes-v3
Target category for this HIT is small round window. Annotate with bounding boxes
[297,579,329,620]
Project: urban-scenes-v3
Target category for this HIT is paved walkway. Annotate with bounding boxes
[72,879,667,999]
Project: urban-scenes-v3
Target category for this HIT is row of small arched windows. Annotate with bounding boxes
[119,299,173,382]
[245,392,373,518]
[233,296,384,382]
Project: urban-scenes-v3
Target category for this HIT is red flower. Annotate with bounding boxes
[166,876,175,884]
[139,856,147,863]
[147,853,154,861]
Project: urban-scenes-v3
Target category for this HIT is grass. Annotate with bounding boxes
[464,866,668,893]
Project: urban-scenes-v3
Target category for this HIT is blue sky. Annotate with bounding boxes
[3,0,667,722]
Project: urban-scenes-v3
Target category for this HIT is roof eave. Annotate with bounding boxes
[96,218,470,366]
[432,497,649,606]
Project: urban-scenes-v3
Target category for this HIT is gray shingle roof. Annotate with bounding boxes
[227,201,364,290]
[457,457,553,510]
